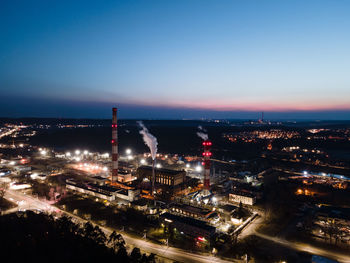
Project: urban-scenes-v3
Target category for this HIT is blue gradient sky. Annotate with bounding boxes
[1,0,350,119]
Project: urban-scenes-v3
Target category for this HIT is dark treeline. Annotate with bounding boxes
[0,211,156,263]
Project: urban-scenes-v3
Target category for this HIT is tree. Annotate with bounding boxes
[92,225,107,245]
[116,246,129,262]
[108,230,125,252]
[238,201,244,218]
[147,253,156,263]
[0,182,8,200]
[323,220,340,245]
[83,221,95,239]
[130,247,142,262]
[82,222,106,245]
[56,215,79,235]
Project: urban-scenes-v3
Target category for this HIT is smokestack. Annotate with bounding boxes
[152,159,155,196]
[112,107,118,182]
[138,121,158,197]
[202,140,212,190]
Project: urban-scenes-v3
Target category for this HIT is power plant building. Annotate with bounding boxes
[137,166,185,187]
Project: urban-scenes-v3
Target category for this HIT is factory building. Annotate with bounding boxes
[217,204,244,224]
[66,179,140,202]
[169,203,215,221]
[161,212,216,240]
[66,179,116,201]
[229,191,256,206]
[117,169,133,183]
[137,166,185,187]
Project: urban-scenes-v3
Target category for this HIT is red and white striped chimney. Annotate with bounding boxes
[111,107,118,182]
[202,140,212,190]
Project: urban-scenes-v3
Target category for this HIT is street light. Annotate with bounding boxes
[140,159,146,165]
[126,148,132,155]
[83,150,89,155]
[195,165,202,172]
[75,150,80,155]
[40,150,47,155]
[66,152,71,157]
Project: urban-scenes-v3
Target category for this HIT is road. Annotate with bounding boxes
[7,189,349,263]
[254,231,350,263]
[232,210,350,263]
[238,214,264,240]
[4,189,239,263]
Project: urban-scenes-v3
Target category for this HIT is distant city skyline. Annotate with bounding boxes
[1,0,350,119]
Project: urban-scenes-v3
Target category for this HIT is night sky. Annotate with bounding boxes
[1,0,350,119]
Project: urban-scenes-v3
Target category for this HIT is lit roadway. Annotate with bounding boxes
[5,190,350,263]
[228,212,350,263]
[253,231,350,263]
[4,189,239,263]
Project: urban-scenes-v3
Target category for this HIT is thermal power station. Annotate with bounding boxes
[111,107,118,182]
[202,140,212,190]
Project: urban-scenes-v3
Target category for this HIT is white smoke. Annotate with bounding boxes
[197,126,208,141]
[137,121,158,160]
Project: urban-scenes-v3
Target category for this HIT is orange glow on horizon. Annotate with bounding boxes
[125,99,350,112]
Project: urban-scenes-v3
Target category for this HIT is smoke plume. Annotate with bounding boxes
[197,126,208,141]
[138,121,158,160]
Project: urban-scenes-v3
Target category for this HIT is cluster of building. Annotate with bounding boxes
[56,108,263,241]
[307,128,350,141]
[223,129,300,143]
[0,109,265,243]
[289,171,349,190]
[311,205,350,245]
[66,178,140,202]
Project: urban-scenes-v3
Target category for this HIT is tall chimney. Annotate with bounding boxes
[152,159,155,197]
[112,107,118,182]
[202,140,212,190]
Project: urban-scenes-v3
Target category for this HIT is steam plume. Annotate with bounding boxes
[138,121,158,160]
[197,126,208,141]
